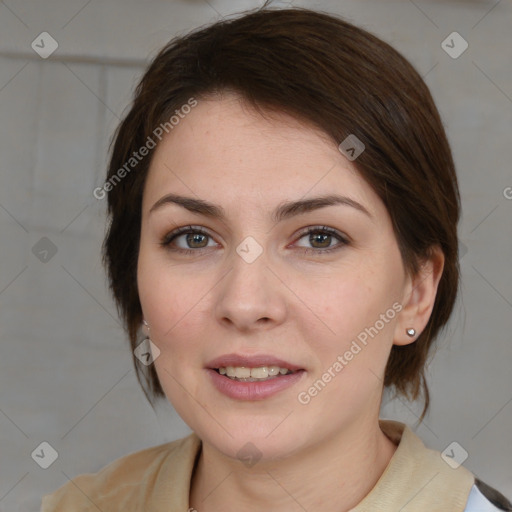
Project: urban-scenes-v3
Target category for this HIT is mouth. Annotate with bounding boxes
[213,365,298,382]
[205,354,306,400]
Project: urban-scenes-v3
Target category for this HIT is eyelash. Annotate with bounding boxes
[159,225,349,256]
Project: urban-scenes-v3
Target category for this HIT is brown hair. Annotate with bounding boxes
[102,5,460,423]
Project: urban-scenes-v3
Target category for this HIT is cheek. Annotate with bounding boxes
[299,277,399,414]
[137,250,212,365]
[138,257,209,409]
[299,260,400,367]
[296,269,371,336]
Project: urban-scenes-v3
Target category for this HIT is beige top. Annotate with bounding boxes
[41,419,476,511]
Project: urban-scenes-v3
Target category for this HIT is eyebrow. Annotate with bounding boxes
[149,193,372,222]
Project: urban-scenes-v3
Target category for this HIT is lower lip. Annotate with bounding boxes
[206,369,306,400]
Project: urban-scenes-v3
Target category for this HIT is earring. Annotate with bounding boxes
[142,319,150,338]
[406,328,416,337]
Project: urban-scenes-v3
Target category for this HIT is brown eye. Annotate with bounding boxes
[295,226,349,255]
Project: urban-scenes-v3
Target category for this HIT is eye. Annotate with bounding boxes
[159,225,217,254]
[159,225,349,256]
[294,226,349,255]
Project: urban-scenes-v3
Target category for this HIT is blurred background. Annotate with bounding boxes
[0,0,511,510]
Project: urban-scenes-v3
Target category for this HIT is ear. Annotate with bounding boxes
[394,245,445,346]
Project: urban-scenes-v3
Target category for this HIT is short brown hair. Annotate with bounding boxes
[102,5,460,422]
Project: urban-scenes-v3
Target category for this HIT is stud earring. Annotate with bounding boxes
[406,328,416,337]
[142,319,150,338]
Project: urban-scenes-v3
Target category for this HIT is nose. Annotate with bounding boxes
[214,247,287,332]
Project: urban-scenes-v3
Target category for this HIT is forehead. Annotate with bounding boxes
[142,94,380,218]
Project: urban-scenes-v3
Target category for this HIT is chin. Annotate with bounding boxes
[192,414,315,463]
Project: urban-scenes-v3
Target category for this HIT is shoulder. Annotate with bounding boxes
[464,479,512,512]
[40,433,198,511]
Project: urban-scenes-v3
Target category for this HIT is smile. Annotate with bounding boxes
[216,365,296,381]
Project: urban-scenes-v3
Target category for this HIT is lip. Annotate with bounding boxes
[205,353,306,401]
[205,353,304,371]
[206,368,306,400]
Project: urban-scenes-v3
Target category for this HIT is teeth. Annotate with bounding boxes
[218,366,294,380]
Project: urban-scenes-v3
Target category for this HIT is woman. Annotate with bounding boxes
[42,5,511,511]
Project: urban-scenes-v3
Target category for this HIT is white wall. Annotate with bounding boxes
[0,1,510,510]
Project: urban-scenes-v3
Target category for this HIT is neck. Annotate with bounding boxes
[189,417,397,512]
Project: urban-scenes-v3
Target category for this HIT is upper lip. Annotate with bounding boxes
[206,353,304,371]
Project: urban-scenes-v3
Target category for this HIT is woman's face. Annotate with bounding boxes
[137,93,415,461]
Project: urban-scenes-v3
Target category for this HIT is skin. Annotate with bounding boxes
[137,92,444,512]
